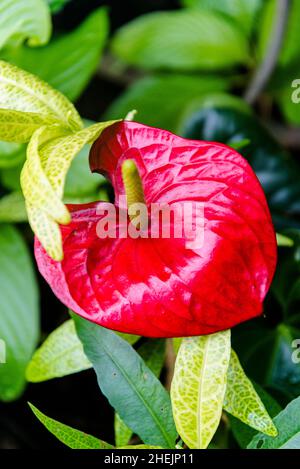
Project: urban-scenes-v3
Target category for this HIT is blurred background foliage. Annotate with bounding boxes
[0,0,300,449]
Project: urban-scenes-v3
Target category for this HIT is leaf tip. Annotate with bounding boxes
[27,401,35,412]
[265,423,278,438]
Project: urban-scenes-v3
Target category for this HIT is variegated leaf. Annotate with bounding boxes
[171,330,231,449]
[223,349,277,437]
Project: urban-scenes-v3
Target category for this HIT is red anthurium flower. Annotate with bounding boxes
[35,121,277,337]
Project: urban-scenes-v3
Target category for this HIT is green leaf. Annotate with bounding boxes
[114,339,166,446]
[138,339,166,378]
[74,314,177,449]
[29,403,113,449]
[182,0,262,35]
[47,0,70,13]
[276,233,294,247]
[114,413,133,447]
[0,141,25,168]
[172,338,182,355]
[26,319,90,382]
[0,60,82,132]
[111,10,249,71]
[248,396,300,448]
[180,99,300,230]
[0,225,39,401]
[224,349,277,436]
[105,74,228,133]
[1,160,23,191]
[6,8,109,102]
[171,331,231,449]
[228,138,250,151]
[229,383,282,448]
[21,120,118,260]
[0,0,51,49]
[26,318,140,382]
[0,191,27,223]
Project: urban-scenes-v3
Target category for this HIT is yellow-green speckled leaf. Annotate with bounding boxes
[0,109,61,143]
[21,120,119,260]
[29,403,113,449]
[26,319,91,382]
[171,330,231,449]
[21,125,70,224]
[38,120,118,198]
[223,349,278,437]
[0,61,82,132]
[26,203,64,260]
[26,318,140,382]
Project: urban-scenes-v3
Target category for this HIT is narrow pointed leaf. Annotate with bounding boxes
[229,383,282,448]
[29,403,113,449]
[0,61,82,132]
[223,349,277,436]
[74,314,177,448]
[114,339,166,446]
[171,330,231,449]
[248,396,300,449]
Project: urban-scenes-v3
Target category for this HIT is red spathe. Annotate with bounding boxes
[35,121,277,337]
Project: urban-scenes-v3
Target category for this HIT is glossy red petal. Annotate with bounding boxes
[35,122,277,337]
